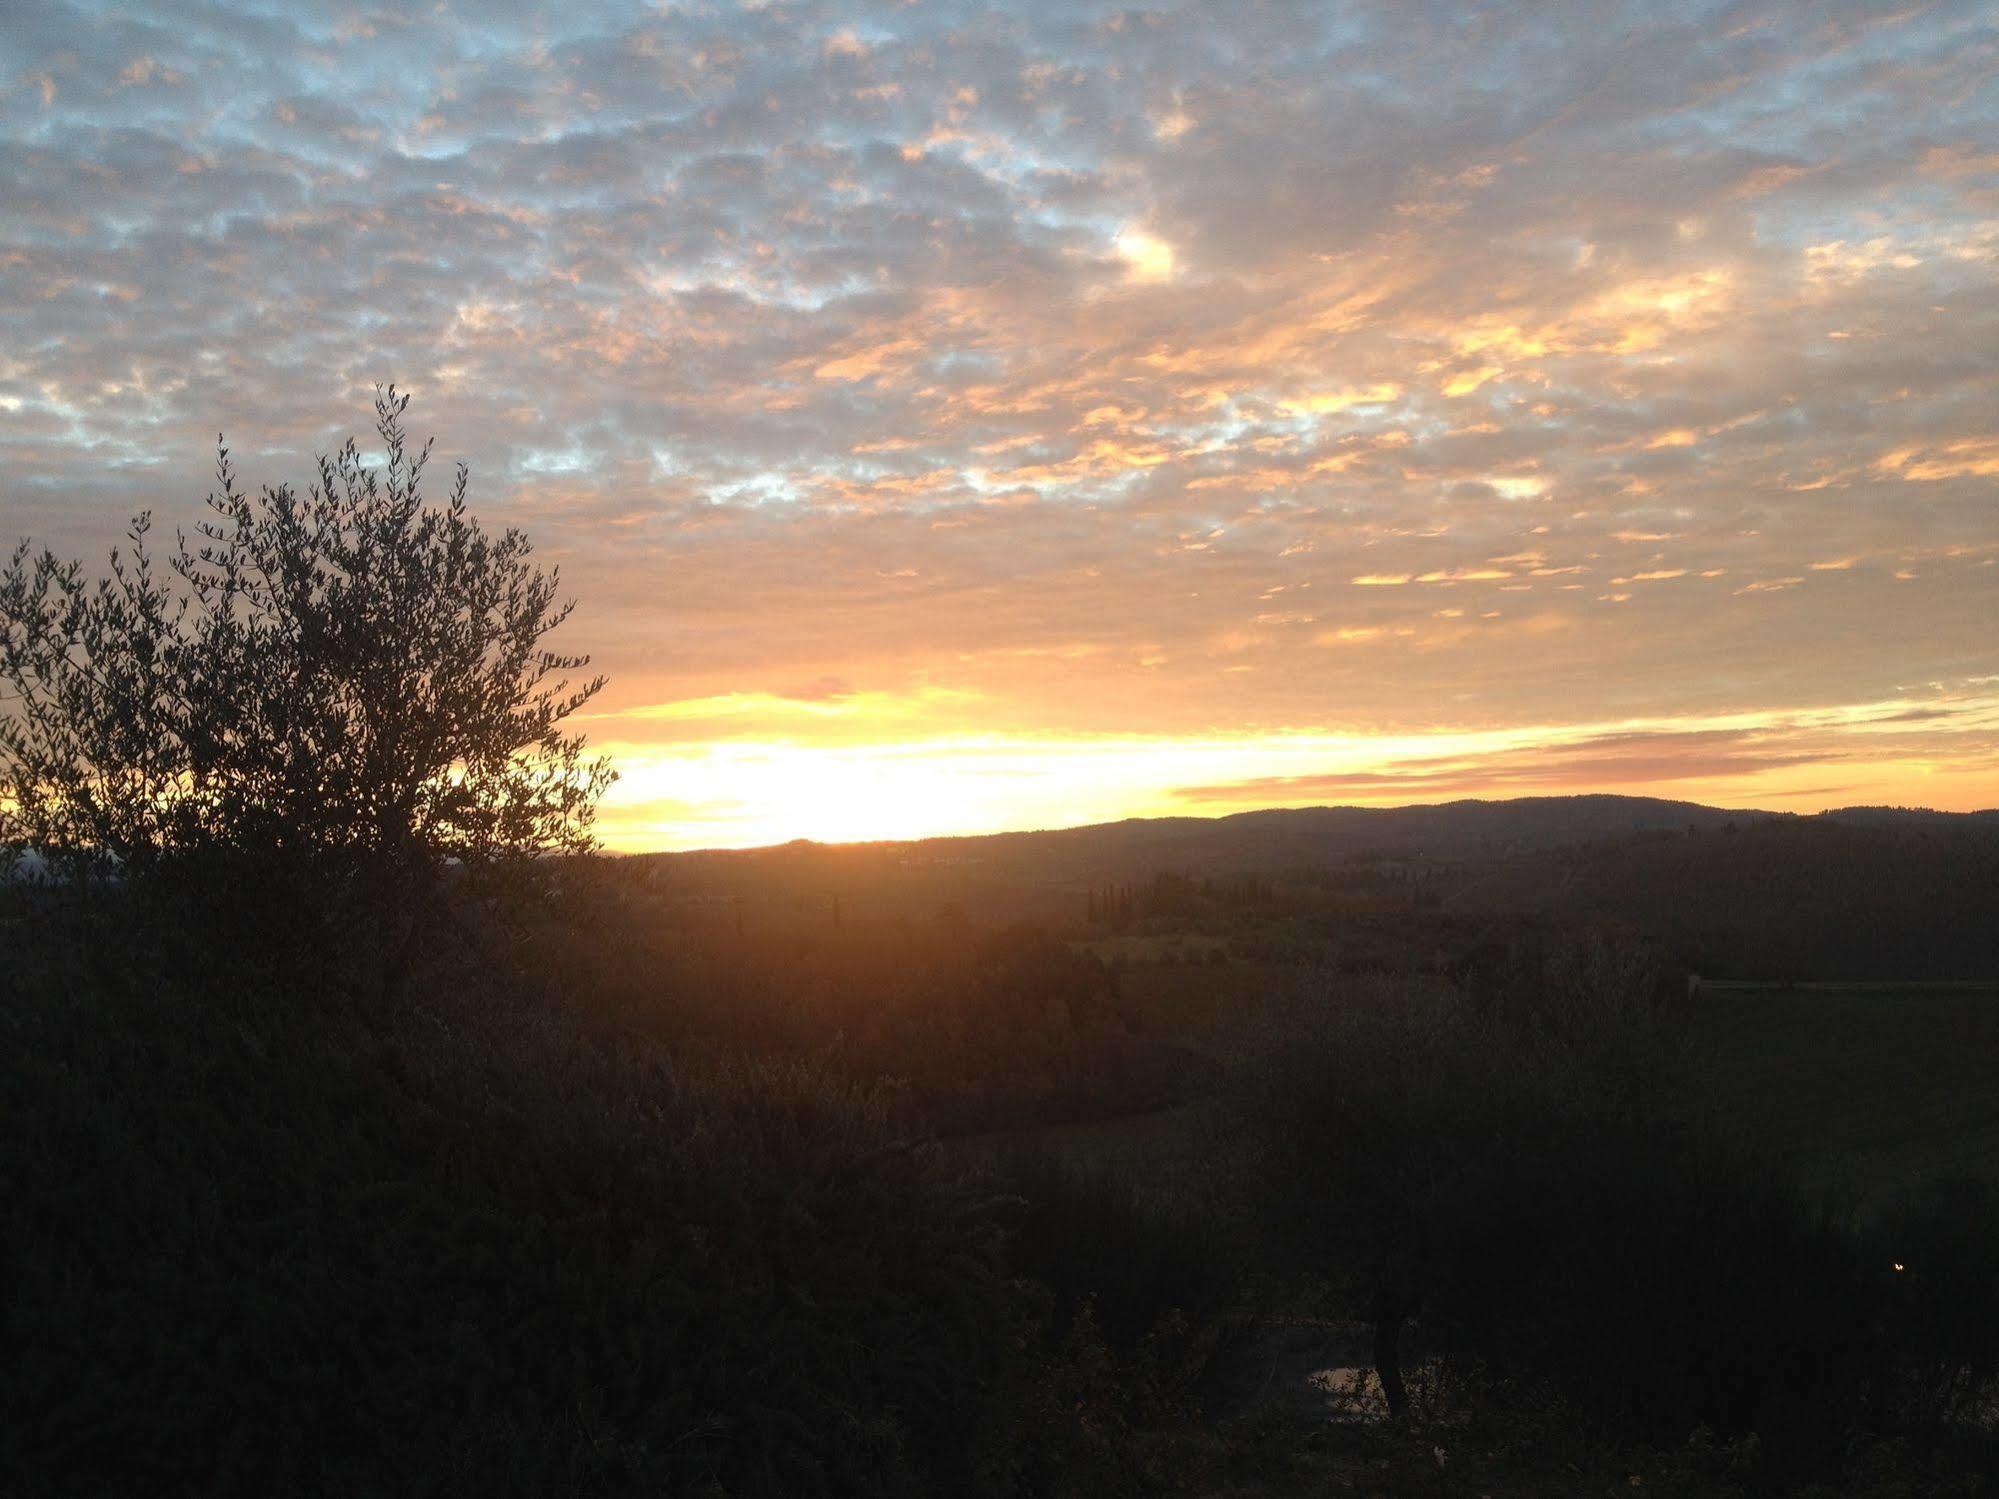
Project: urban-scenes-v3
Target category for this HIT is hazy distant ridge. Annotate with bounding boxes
[650,794,1999,871]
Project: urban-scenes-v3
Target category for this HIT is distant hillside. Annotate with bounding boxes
[1454,812,1999,980]
[950,794,1766,874]
[635,795,1999,980]
[647,795,1777,876]
[1816,804,1999,829]
[647,795,1999,874]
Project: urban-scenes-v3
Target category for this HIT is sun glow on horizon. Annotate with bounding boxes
[590,689,1999,851]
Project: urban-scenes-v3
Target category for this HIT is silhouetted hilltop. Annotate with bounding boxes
[1817,804,1999,828]
[646,794,1999,874]
[645,794,1776,874]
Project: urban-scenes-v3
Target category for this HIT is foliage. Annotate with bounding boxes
[1258,936,1892,1462]
[0,914,1027,1497]
[998,1144,1232,1354]
[0,389,611,995]
[8,884,1998,1495]
[531,896,1194,1137]
[1865,1176,1999,1434]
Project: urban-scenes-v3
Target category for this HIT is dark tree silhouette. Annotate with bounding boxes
[0,387,614,1003]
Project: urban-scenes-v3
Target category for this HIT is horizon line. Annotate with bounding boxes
[615,790,1999,858]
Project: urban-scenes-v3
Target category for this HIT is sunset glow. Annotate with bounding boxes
[6,2,1997,849]
[591,690,1999,850]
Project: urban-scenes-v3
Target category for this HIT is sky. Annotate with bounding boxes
[3,0,1997,850]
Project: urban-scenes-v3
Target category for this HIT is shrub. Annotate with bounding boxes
[1,929,1028,1497]
[1866,1176,1999,1434]
[1258,946,1884,1461]
[998,1145,1231,1354]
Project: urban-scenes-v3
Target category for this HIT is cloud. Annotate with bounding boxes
[1170,699,1999,812]
[779,675,858,703]
[3,0,1997,844]
[1173,728,1836,803]
[586,691,1999,848]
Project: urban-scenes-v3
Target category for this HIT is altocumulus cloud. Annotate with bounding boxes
[3,0,1998,844]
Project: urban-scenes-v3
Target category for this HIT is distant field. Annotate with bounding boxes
[1690,982,1999,1206]
[943,965,1445,1198]
[954,975,1999,1220]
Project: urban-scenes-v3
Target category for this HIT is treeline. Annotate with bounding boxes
[539,885,1198,1138]
[1069,814,1999,981]
[1488,817,1999,980]
[1087,872,1278,929]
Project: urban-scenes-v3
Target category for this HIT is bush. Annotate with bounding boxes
[998,1145,1231,1354]
[1258,946,1885,1462]
[1866,1176,1999,1435]
[1,923,1028,1497]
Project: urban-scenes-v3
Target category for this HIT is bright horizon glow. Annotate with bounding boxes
[592,687,1999,851]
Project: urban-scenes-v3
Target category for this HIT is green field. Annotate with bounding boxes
[954,974,1999,1220]
[1690,982,1999,1207]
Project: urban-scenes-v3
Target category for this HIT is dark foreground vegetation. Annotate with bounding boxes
[7,401,1999,1494]
[5,901,1028,1496]
[9,877,1999,1497]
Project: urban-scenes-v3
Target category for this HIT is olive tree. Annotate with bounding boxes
[0,387,614,1002]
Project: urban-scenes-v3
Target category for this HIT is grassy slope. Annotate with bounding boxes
[1690,983,1999,1206]
[964,973,1999,1215]
[959,972,1999,1496]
